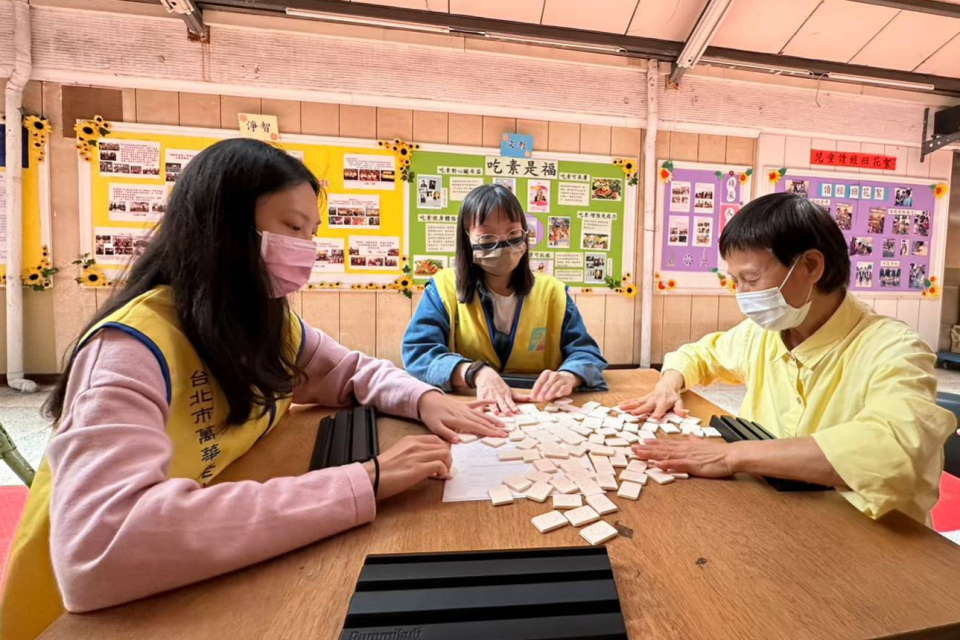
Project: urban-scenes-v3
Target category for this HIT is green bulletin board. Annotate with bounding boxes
[408,150,633,289]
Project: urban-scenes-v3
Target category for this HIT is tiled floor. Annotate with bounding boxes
[1,369,960,486]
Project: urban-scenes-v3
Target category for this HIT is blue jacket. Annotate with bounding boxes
[402,280,608,391]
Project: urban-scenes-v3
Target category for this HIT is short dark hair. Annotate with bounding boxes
[719,192,849,293]
[454,184,534,303]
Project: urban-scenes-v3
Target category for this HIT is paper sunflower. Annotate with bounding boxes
[768,168,787,185]
[24,115,52,137]
[623,284,638,298]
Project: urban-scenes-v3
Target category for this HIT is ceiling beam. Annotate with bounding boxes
[117,0,960,96]
[847,0,960,19]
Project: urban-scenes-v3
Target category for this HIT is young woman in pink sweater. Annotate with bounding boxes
[0,139,505,640]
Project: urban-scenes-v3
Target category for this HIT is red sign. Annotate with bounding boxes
[810,149,896,171]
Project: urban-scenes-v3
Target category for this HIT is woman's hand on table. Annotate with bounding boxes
[530,370,580,403]
[364,435,454,500]
[475,368,529,416]
[632,436,735,478]
[417,390,507,443]
[618,370,688,421]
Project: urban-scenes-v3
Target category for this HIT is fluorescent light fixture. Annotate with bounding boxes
[676,0,735,69]
[827,73,935,92]
[484,33,626,55]
[285,8,453,35]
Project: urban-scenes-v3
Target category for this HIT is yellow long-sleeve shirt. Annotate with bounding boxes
[663,292,956,524]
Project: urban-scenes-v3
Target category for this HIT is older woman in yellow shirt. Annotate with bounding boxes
[622,192,956,524]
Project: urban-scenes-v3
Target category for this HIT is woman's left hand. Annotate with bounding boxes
[631,436,736,478]
[530,370,580,403]
[417,391,508,443]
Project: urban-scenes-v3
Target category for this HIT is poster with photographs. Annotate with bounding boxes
[327,194,381,229]
[449,177,484,202]
[412,255,447,280]
[425,224,456,253]
[348,236,400,270]
[693,183,715,214]
[417,175,444,209]
[107,184,167,223]
[343,154,396,190]
[548,217,571,249]
[776,172,938,293]
[580,216,612,252]
[94,226,151,265]
[584,254,608,284]
[670,181,691,212]
[879,261,901,288]
[164,149,199,183]
[667,216,689,247]
[693,216,713,247]
[528,180,551,213]
[98,140,161,178]
[855,262,873,288]
[529,252,554,276]
[558,182,590,207]
[835,203,853,231]
[591,177,622,202]
[312,238,345,275]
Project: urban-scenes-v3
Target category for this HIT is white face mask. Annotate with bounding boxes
[735,258,814,331]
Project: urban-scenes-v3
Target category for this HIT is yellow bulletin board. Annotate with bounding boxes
[78,122,405,286]
[0,123,52,288]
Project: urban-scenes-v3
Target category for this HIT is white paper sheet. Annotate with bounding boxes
[442,441,529,502]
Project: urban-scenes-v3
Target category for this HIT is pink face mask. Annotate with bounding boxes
[259,231,316,298]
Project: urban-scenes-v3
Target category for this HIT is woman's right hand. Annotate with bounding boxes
[364,435,453,501]
[475,367,528,415]
[618,370,688,421]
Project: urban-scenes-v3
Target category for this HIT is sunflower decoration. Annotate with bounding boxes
[74,115,112,162]
[23,114,53,162]
[659,160,674,183]
[930,183,949,200]
[392,274,414,299]
[921,275,940,299]
[580,288,593,294]
[623,284,638,298]
[739,168,754,184]
[768,167,787,186]
[654,272,678,292]
[378,139,420,183]
[710,267,736,292]
[72,253,110,288]
[613,158,639,186]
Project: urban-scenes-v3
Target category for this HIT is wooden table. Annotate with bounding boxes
[40,370,960,640]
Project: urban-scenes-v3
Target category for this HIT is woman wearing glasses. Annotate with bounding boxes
[402,184,607,414]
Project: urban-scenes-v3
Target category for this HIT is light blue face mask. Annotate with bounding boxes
[735,258,814,331]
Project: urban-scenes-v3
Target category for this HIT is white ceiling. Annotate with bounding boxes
[345,0,960,80]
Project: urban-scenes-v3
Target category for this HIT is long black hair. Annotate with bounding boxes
[44,138,321,425]
[454,184,535,303]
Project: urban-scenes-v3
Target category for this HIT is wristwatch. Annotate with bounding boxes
[464,360,490,389]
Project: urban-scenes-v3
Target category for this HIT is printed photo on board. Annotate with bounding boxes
[892,213,911,235]
[882,238,895,258]
[548,217,571,249]
[591,177,622,201]
[879,262,901,288]
[895,188,914,207]
[667,216,689,246]
[670,181,691,212]
[912,240,928,256]
[909,263,926,290]
[855,262,873,288]
[786,180,810,198]
[413,256,446,278]
[867,208,885,234]
[584,254,607,283]
[849,236,873,256]
[693,216,713,247]
[693,183,715,214]
[900,238,910,256]
[914,212,930,237]
[493,177,516,194]
[835,203,853,231]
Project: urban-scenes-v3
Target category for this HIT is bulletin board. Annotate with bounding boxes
[654,160,753,294]
[767,168,948,296]
[78,122,405,285]
[407,147,637,290]
[0,123,52,287]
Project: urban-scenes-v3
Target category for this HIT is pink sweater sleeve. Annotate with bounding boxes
[47,321,426,613]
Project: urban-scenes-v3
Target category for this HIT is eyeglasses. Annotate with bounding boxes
[471,229,526,251]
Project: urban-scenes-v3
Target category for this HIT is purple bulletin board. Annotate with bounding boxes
[775,174,935,292]
[660,167,745,272]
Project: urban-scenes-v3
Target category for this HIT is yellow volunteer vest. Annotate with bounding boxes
[0,286,303,640]
[432,269,566,373]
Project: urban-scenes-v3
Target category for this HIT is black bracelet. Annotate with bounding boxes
[372,456,380,498]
